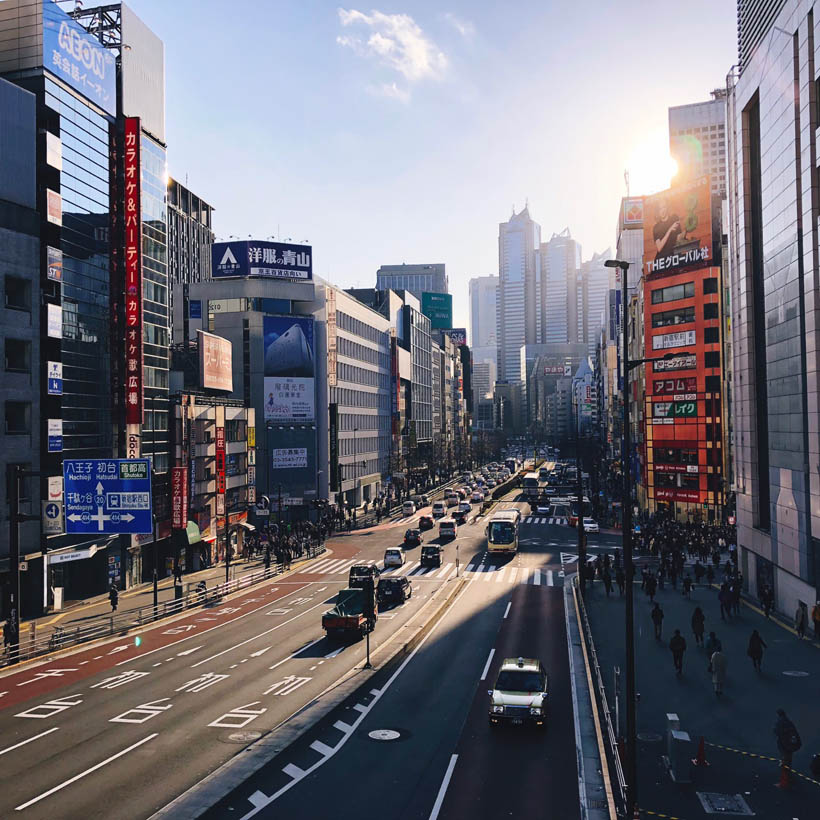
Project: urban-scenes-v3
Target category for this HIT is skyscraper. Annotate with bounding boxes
[538,228,581,345]
[375,263,447,300]
[468,274,498,373]
[579,249,612,355]
[496,206,540,382]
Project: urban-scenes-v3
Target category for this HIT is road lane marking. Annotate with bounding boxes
[480,648,495,681]
[334,720,352,733]
[176,646,203,657]
[249,646,272,657]
[503,602,511,619]
[547,570,554,586]
[0,727,59,756]
[533,570,542,586]
[495,568,507,583]
[282,762,305,780]
[429,754,458,820]
[267,637,324,673]
[436,563,453,578]
[310,740,334,757]
[324,646,345,659]
[15,733,158,811]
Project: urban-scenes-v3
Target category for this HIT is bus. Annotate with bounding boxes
[522,471,540,498]
[486,509,521,554]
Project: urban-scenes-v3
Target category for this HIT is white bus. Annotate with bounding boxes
[486,509,521,554]
[522,471,541,498]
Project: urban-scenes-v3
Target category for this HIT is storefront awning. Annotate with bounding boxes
[184,521,202,545]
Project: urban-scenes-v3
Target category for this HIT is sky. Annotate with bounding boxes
[129,0,736,330]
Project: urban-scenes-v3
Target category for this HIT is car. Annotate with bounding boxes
[488,657,548,727]
[445,494,459,508]
[431,500,447,518]
[471,491,484,503]
[456,488,468,500]
[348,564,380,588]
[383,548,406,568]
[401,500,417,517]
[420,544,442,568]
[486,479,497,488]
[583,518,600,533]
[404,528,422,547]
[533,501,551,515]
[458,501,472,514]
[439,517,457,540]
[452,509,468,525]
[418,514,434,531]
[412,494,430,507]
[377,576,412,606]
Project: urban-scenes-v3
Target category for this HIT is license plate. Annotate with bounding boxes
[511,718,523,725]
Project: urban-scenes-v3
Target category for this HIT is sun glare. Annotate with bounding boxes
[626,130,678,196]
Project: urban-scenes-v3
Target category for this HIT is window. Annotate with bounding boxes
[704,351,720,368]
[705,375,721,392]
[4,276,31,311]
[651,282,694,304]
[703,277,718,294]
[704,327,720,343]
[652,306,695,328]
[703,303,719,319]
[5,401,31,434]
[4,338,30,372]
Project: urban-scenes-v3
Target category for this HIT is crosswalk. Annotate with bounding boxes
[523,516,568,526]
[300,556,562,586]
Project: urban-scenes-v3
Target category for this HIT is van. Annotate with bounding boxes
[401,500,416,516]
[431,500,447,518]
[439,518,457,540]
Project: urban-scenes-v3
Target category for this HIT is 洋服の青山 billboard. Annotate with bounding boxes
[263,316,315,423]
[198,330,232,392]
[212,240,312,281]
[643,177,718,277]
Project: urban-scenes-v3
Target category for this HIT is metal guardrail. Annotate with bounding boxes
[1,543,326,669]
[574,577,628,817]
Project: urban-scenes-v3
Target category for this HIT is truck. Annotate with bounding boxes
[321,586,377,640]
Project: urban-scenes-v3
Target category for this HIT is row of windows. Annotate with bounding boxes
[656,473,700,490]
[337,413,390,432]
[652,306,695,327]
[651,277,718,305]
[654,447,698,465]
[337,361,389,389]
[334,387,389,410]
[337,310,387,346]
[338,335,388,369]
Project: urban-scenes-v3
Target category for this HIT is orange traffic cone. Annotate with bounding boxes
[776,764,790,790]
[692,736,710,767]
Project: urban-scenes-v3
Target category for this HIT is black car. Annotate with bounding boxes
[377,576,412,606]
[404,528,422,547]
[452,509,468,525]
[348,564,380,588]
[420,545,442,568]
[418,514,434,531]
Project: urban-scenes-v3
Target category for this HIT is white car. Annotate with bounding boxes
[401,500,417,516]
[383,548,406,568]
[458,501,472,514]
[471,491,484,503]
[431,500,447,518]
[583,518,599,533]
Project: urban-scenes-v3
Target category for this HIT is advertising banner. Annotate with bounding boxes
[46,189,62,225]
[622,196,644,228]
[124,117,143,425]
[189,300,202,319]
[212,241,312,281]
[421,292,453,329]
[47,303,62,338]
[329,403,339,491]
[47,361,63,395]
[327,288,337,387]
[215,426,226,495]
[644,176,716,277]
[653,376,697,395]
[653,353,697,372]
[46,132,62,171]
[652,330,696,351]
[43,0,116,116]
[47,418,63,452]
[543,365,566,375]
[263,315,315,423]
[272,448,308,469]
[653,400,697,418]
[171,466,188,529]
[447,328,467,346]
[47,246,63,282]
[655,487,701,503]
[198,330,232,392]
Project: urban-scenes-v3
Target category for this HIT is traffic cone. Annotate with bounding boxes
[692,736,710,767]
[776,764,790,790]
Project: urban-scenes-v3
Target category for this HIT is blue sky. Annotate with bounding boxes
[132,0,735,329]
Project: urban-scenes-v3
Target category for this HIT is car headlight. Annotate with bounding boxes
[492,705,504,714]
[529,706,542,715]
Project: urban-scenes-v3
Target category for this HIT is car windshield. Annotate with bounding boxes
[488,522,515,544]
[422,547,438,556]
[495,670,543,692]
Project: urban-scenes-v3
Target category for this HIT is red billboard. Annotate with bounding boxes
[215,426,226,517]
[124,117,143,424]
[198,330,233,391]
[171,466,188,529]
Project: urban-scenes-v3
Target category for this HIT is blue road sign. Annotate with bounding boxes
[63,459,152,534]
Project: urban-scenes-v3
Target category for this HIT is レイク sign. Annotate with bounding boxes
[124,117,143,425]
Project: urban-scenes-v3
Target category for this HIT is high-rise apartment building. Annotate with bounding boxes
[669,91,727,197]
[375,263,447,300]
[496,206,540,382]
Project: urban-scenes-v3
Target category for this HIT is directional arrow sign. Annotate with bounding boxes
[63,459,152,535]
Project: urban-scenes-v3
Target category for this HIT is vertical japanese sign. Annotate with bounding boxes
[215,424,226,516]
[329,403,339,492]
[171,466,188,529]
[327,287,337,387]
[124,117,143,425]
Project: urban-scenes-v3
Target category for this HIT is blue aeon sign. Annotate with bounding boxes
[63,459,152,534]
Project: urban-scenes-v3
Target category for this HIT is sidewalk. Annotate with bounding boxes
[585,575,820,818]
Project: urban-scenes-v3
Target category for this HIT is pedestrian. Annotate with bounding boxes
[603,569,613,597]
[173,562,182,585]
[694,560,705,586]
[647,574,657,603]
[705,631,723,659]
[761,584,773,619]
[710,648,727,696]
[691,606,705,647]
[706,564,715,586]
[774,708,801,769]
[615,567,625,596]
[651,602,664,641]
[670,629,686,676]
[718,583,732,621]
[683,575,693,599]
[731,579,742,616]
[109,582,119,612]
[812,601,820,641]
[747,629,767,672]
[2,619,12,654]
[795,603,807,639]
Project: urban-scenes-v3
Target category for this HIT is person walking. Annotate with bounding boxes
[670,629,687,676]
[747,629,767,672]
[761,584,773,619]
[602,569,613,597]
[683,575,693,599]
[651,602,664,641]
[710,648,727,696]
[615,566,625,597]
[795,603,807,639]
[691,606,705,647]
[647,573,657,604]
[812,601,820,642]
[774,708,801,771]
[109,582,119,612]
[718,583,732,621]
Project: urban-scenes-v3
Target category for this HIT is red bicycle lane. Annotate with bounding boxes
[0,580,312,711]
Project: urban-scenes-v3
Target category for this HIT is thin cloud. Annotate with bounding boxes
[337,8,448,90]
[369,81,411,103]
[442,12,475,39]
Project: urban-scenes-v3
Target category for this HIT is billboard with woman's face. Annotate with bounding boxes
[263,316,315,423]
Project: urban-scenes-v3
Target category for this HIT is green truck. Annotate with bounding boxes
[321,586,377,640]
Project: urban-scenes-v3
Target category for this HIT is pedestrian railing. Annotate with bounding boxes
[0,543,326,669]
[573,577,628,817]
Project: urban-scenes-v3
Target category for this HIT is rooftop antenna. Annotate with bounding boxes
[624,169,630,197]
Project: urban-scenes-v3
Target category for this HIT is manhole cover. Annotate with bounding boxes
[696,792,753,815]
[368,729,401,741]
[783,670,810,677]
[226,731,262,743]
[637,733,663,742]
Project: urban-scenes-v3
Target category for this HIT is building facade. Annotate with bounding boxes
[375,263,447,300]
[468,274,498,351]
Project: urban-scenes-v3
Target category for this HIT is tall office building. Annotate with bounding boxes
[539,228,581,345]
[468,275,498,350]
[375,263,448,300]
[727,0,819,616]
[496,206,540,382]
[579,249,612,355]
[669,91,727,197]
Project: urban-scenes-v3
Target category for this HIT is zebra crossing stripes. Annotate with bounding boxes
[523,516,568,526]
